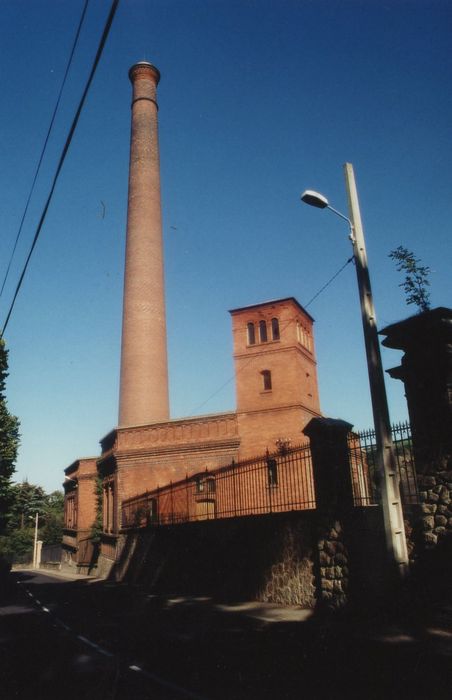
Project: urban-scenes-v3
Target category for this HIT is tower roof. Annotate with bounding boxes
[229,297,314,322]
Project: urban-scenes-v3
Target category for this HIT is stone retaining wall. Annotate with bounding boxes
[113,511,317,607]
[418,465,452,548]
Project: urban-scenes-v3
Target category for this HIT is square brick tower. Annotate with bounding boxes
[230,297,321,457]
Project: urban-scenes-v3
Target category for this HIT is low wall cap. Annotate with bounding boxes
[303,416,353,438]
[380,307,452,350]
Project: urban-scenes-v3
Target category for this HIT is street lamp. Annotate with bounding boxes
[32,512,39,569]
[301,162,408,576]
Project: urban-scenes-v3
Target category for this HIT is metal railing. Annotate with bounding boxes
[350,421,418,506]
[121,442,316,529]
[121,422,418,530]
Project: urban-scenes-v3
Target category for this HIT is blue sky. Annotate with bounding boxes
[1,0,450,493]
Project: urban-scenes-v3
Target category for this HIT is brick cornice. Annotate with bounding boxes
[113,437,241,463]
[237,404,321,419]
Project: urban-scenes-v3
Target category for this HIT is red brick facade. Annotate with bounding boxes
[62,458,98,572]
[232,297,320,457]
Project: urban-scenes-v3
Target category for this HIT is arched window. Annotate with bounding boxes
[271,317,280,341]
[261,369,272,391]
[247,322,256,345]
[259,320,268,342]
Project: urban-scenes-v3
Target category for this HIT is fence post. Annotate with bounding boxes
[232,459,237,517]
[186,474,189,523]
[381,308,452,556]
[170,481,174,525]
[303,417,354,610]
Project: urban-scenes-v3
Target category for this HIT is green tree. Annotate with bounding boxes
[90,477,103,544]
[0,528,34,559]
[0,339,20,534]
[8,481,47,530]
[389,246,431,313]
[41,490,64,545]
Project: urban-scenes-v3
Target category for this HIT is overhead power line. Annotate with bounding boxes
[1,0,120,338]
[303,256,354,308]
[0,0,90,302]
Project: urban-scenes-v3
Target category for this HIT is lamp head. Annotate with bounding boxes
[300,190,329,209]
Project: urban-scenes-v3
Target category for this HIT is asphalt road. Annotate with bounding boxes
[1,568,452,699]
[0,570,207,700]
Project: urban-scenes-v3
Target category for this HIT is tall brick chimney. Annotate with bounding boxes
[118,62,169,427]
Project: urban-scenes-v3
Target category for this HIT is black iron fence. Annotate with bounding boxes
[121,422,418,530]
[350,421,418,506]
[122,441,316,529]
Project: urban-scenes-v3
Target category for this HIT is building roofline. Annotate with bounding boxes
[99,410,238,444]
[64,457,98,474]
[229,297,314,322]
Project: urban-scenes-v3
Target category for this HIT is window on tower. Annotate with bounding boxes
[271,317,280,340]
[259,320,268,342]
[261,369,272,391]
[247,322,256,345]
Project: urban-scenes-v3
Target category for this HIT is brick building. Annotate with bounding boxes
[62,458,98,572]
[63,297,321,573]
[62,62,322,575]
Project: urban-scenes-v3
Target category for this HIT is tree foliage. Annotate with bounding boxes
[41,490,64,545]
[389,246,431,313]
[0,483,65,560]
[0,339,20,534]
[8,481,47,530]
[90,476,104,544]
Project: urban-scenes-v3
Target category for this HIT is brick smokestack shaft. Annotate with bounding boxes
[118,62,169,427]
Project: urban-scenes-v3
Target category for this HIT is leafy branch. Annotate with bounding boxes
[389,246,431,313]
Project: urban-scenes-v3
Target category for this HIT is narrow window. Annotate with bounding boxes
[259,320,268,342]
[149,498,158,523]
[267,458,278,487]
[247,322,256,345]
[261,369,272,391]
[271,317,280,341]
[103,485,109,532]
[206,477,216,493]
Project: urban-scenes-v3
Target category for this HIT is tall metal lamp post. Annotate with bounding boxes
[301,162,408,576]
[32,512,39,569]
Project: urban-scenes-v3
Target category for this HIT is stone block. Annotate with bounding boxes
[422,515,435,530]
[319,552,331,566]
[422,531,438,546]
[334,552,347,565]
[421,504,437,514]
[434,527,446,537]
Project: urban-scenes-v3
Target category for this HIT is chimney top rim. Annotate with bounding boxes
[129,61,161,83]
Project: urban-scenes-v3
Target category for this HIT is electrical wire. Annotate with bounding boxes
[0,0,120,338]
[189,255,354,414]
[0,0,90,301]
[303,256,354,308]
